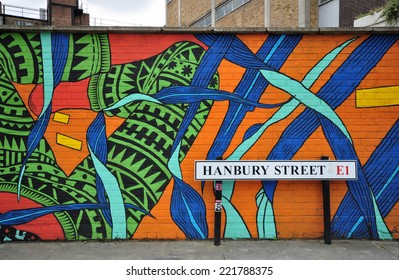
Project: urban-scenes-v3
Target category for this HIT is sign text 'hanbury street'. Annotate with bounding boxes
[194,160,357,181]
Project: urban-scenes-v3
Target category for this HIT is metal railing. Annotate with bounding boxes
[90,17,141,27]
[1,4,47,20]
[0,3,139,27]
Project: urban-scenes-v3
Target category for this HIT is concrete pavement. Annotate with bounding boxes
[0,239,398,260]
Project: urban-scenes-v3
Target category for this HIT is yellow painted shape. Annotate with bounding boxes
[356,86,399,108]
[56,133,82,151]
[53,112,70,124]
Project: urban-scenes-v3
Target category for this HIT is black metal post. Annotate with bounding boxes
[321,156,332,245]
[214,156,223,246]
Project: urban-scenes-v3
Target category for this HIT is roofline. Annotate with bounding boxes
[1,25,399,34]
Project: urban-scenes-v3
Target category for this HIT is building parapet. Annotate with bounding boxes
[0,25,398,34]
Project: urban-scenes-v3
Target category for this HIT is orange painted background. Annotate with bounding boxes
[135,34,399,240]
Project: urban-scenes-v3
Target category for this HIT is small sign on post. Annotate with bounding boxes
[214,181,222,246]
[213,156,223,246]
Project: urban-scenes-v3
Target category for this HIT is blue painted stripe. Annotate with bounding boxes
[17,32,54,200]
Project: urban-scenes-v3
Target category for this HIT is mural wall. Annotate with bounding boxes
[0,32,398,241]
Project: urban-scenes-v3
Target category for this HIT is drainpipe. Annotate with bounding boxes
[0,2,4,25]
[211,0,215,27]
[165,0,168,26]
[47,0,52,25]
[298,0,310,27]
[178,0,181,27]
[264,0,271,27]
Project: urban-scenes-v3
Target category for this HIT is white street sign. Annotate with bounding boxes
[195,160,357,181]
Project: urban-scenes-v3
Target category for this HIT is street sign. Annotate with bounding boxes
[195,160,357,181]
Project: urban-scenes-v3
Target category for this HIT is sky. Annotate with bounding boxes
[2,0,166,26]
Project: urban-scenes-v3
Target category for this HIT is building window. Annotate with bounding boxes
[233,0,245,9]
[15,20,35,26]
[217,6,225,19]
[225,1,233,14]
[319,0,332,5]
[191,0,251,27]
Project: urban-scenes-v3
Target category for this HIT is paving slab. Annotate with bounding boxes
[0,239,398,260]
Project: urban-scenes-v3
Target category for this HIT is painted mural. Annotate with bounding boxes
[0,32,398,241]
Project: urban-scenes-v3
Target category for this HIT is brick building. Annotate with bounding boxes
[166,0,319,28]
[319,0,387,27]
[340,0,386,27]
[0,0,89,26]
[167,0,390,28]
[48,0,89,26]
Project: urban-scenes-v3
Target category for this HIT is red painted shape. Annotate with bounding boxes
[29,79,91,116]
[0,193,65,240]
[108,33,206,64]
